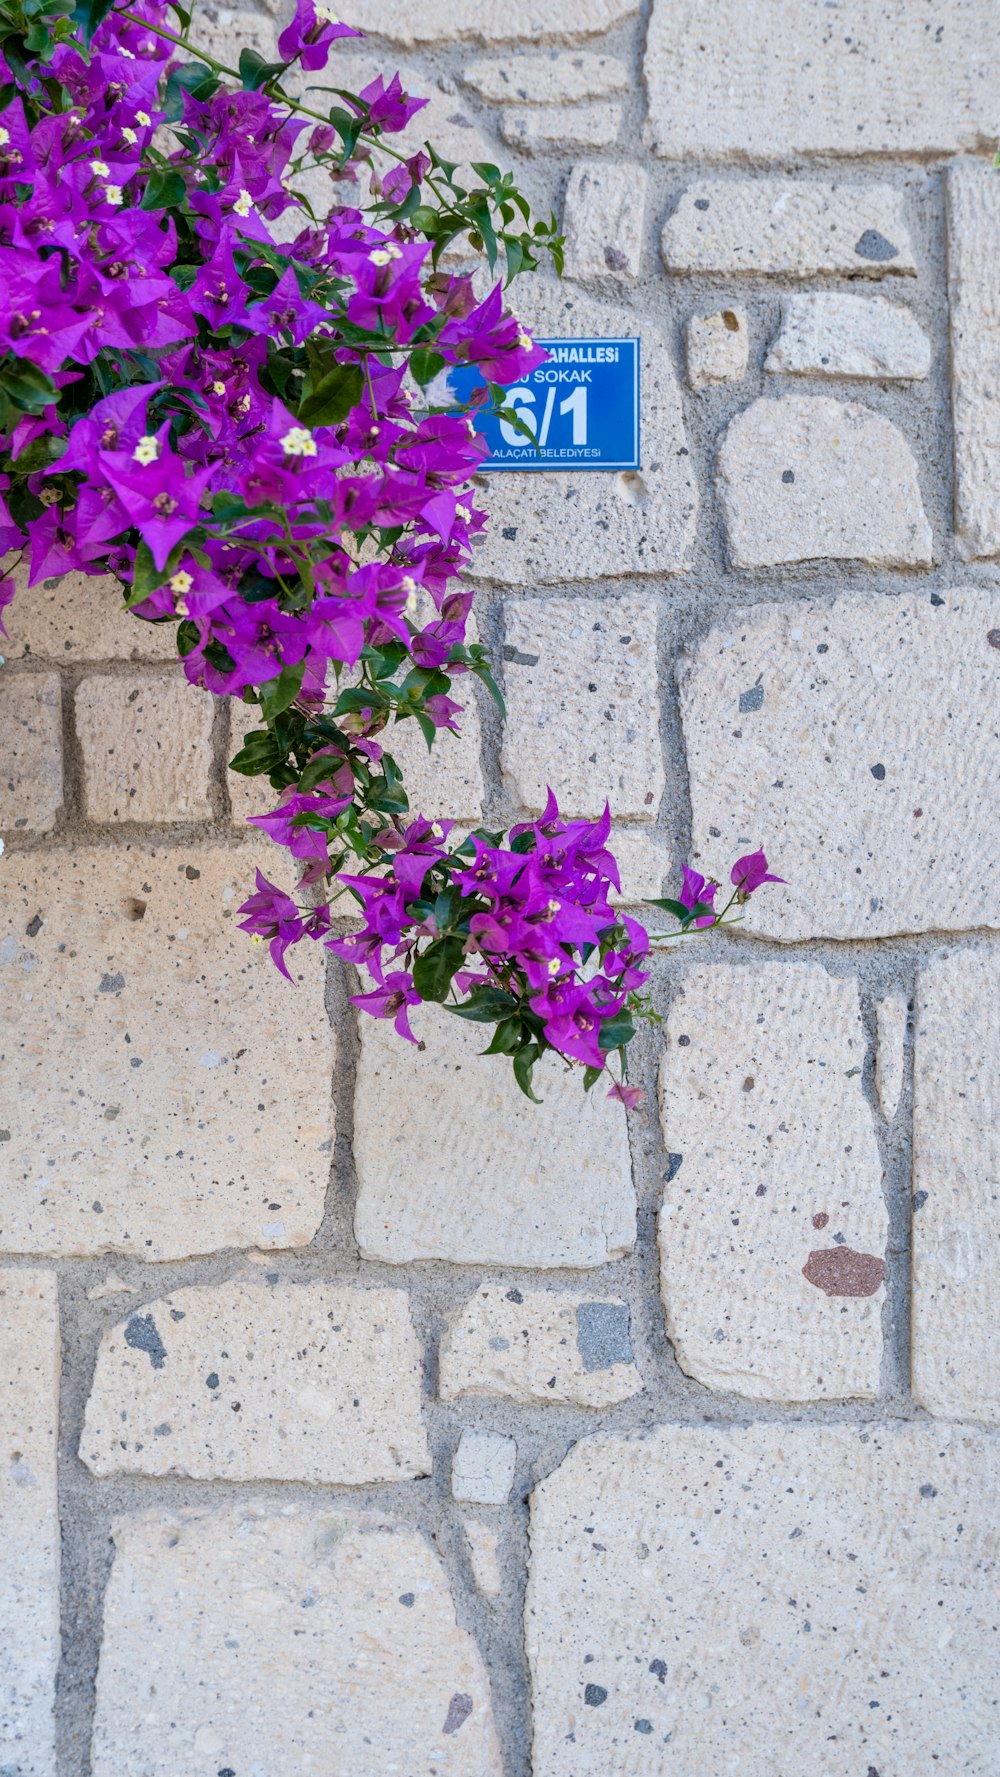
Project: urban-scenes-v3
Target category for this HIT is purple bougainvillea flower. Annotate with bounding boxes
[678,864,718,928]
[0,573,16,637]
[730,849,786,895]
[278,0,362,73]
[607,1081,645,1109]
[236,869,305,981]
[352,969,421,1042]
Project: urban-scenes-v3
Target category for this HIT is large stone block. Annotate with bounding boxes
[356,0,637,47]
[472,283,697,584]
[0,673,63,834]
[81,1281,429,1482]
[765,292,931,380]
[663,179,917,277]
[440,1285,642,1407]
[644,0,999,157]
[658,962,885,1402]
[912,949,1000,1424]
[0,567,177,662]
[463,52,628,103]
[947,160,1000,560]
[527,1422,1000,1775]
[353,1005,635,1267]
[563,161,646,281]
[500,594,663,819]
[0,846,333,1259]
[717,395,932,568]
[90,1505,503,1775]
[501,101,621,153]
[0,1269,59,1777]
[680,587,1000,940]
[75,672,216,822]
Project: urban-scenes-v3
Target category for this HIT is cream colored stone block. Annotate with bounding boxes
[0,673,63,834]
[681,587,1000,940]
[441,1286,641,1407]
[353,1005,635,1268]
[502,101,621,152]
[90,1505,503,1775]
[463,1521,503,1597]
[658,962,885,1402]
[766,292,931,379]
[463,52,628,103]
[609,828,670,904]
[875,991,908,1121]
[948,160,1000,560]
[0,1269,59,1777]
[472,282,697,583]
[644,0,999,158]
[186,6,278,68]
[0,567,177,662]
[0,846,333,1259]
[718,394,932,568]
[563,161,646,280]
[357,0,637,47]
[663,179,916,276]
[686,306,749,388]
[75,672,215,822]
[912,949,1000,1425]
[527,1422,1000,1776]
[452,1428,516,1504]
[501,595,662,819]
[81,1281,429,1482]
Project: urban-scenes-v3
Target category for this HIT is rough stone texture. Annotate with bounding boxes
[81,1281,430,1482]
[686,305,749,388]
[0,569,178,661]
[912,950,1000,1425]
[0,847,333,1259]
[501,595,663,819]
[440,1286,642,1408]
[658,962,886,1402]
[645,0,1000,159]
[717,395,932,568]
[358,0,637,47]
[463,52,628,103]
[185,6,278,67]
[947,159,1000,559]
[501,100,621,153]
[90,1504,503,1775]
[609,829,670,905]
[527,1421,1000,1776]
[663,179,917,277]
[75,672,216,822]
[353,1004,635,1268]
[452,1428,517,1504]
[681,587,1000,940]
[766,292,931,379]
[86,1274,136,1301]
[875,991,908,1122]
[563,161,646,281]
[473,283,697,584]
[463,1521,503,1597]
[0,673,63,834]
[0,1270,59,1777]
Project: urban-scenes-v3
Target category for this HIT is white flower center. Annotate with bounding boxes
[281,426,317,458]
[132,435,160,464]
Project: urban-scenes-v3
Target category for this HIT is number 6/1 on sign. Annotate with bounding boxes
[499,385,587,448]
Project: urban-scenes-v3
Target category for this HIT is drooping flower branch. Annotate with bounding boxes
[0,0,781,1101]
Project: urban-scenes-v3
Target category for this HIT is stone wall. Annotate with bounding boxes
[1,3,998,1772]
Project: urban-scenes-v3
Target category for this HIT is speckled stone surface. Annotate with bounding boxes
[765,292,931,379]
[527,1422,1000,1775]
[658,961,886,1402]
[663,179,917,276]
[440,1285,642,1408]
[90,1504,503,1774]
[81,1280,430,1482]
[0,847,334,1258]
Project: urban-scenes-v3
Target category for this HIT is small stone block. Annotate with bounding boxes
[440,1287,642,1407]
[563,161,646,281]
[663,179,917,277]
[463,52,628,104]
[765,292,931,379]
[356,0,637,47]
[452,1429,517,1504]
[501,101,621,153]
[75,672,215,822]
[686,306,749,388]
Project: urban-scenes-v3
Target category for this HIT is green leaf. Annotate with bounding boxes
[0,358,57,415]
[412,934,466,1004]
[71,0,115,45]
[512,1041,542,1103]
[646,897,693,922]
[297,362,364,427]
[9,431,65,473]
[141,168,188,212]
[583,1065,603,1092]
[409,347,445,388]
[259,660,306,719]
[229,732,286,776]
[239,46,286,90]
[598,1012,636,1053]
[448,986,520,1023]
[481,1019,521,1055]
[163,60,219,123]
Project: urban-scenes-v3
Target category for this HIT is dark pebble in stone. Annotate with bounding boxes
[694,197,710,211]
[781,469,795,484]
[870,763,886,780]
[663,1154,683,1183]
[399,1592,415,1607]
[854,229,898,262]
[930,593,945,607]
[635,1718,653,1733]
[506,1287,523,1304]
[206,1372,220,1389]
[920,1483,938,1498]
[739,685,764,713]
[584,1684,608,1707]
[912,1190,928,1210]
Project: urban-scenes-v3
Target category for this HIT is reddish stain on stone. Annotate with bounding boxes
[812,1212,829,1229]
[802,1248,886,1298]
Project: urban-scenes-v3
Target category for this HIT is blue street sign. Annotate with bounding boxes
[447,338,640,472]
